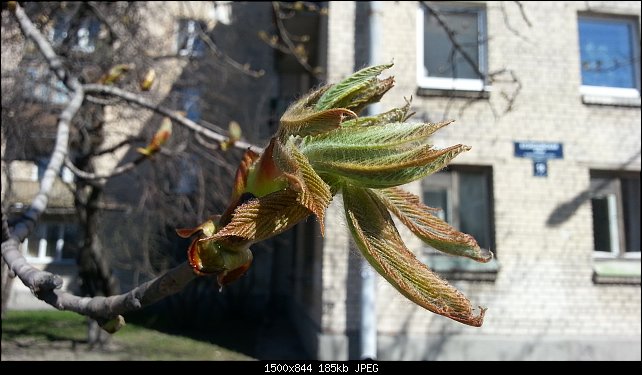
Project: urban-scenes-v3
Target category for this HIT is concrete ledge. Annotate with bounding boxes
[582,94,641,107]
[309,331,641,360]
[377,334,641,361]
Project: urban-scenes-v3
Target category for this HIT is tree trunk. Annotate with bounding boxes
[72,103,119,347]
[1,258,15,318]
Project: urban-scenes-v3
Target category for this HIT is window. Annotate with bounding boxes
[417,3,487,91]
[176,19,206,57]
[590,171,640,258]
[24,66,69,105]
[422,166,494,252]
[578,15,641,98]
[50,15,101,53]
[173,155,199,195]
[177,87,201,121]
[22,218,79,264]
[33,157,75,183]
[421,166,496,280]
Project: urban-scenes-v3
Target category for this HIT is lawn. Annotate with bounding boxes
[1,310,254,361]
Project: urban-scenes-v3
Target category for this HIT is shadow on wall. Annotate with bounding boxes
[546,149,641,227]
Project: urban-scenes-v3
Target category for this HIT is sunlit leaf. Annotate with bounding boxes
[315,62,393,111]
[136,117,172,156]
[279,108,357,140]
[373,187,492,262]
[301,120,454,155]
[340,99,413,127]
[338,76,395,114]
[273,138,332,233]
[311,144,471,188]
[342,184,486,326]
[213,189,311,243]
[139,68,155,91]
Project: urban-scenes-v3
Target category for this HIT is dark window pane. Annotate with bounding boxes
[622,176,640,252]
[45,224,61,258]
[26,225,46,258]
[180,87,201,121]
[423,189,449,222]
[591,197,612,252]
[62,224,79,260]
[424,8,481,79]
[459,172,490,249]
[177,19,205,57]
[579,18,636,88]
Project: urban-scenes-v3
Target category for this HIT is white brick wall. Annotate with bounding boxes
[318,0,641,360]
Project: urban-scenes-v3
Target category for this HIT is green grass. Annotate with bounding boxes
[2,310,254,360]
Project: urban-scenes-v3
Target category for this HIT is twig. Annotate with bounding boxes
[270,1,321,77]
[421,1,485,81]
[64,155,146,181]
[3,3,202,332]
[196,26,265,78]
[514,1,532,27]
[82,84,263,154]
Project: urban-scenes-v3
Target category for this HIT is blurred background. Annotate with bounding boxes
[2,1,640,361]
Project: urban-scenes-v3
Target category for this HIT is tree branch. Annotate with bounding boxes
[268,1,322,77]
[82,84,263,154]
[13,4,68,84]
[1,221,196,330]
[4,3,202,332]
[64,154,147,182]
[195,25,266,79]
[421,1,485,81]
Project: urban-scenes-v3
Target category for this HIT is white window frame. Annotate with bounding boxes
[591,174,641,260]
[176,19,205,57]
[22,222,76,265]
[416,3,489,92]
[421,166,494,254]
[24,65,69,105]
[578,15,641,99]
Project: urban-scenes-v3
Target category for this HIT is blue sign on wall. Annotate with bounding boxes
[514,141,563,177]
[533,160,548,177]
[514,142,564,160]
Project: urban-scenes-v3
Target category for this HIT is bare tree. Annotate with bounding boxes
[1,2,272,339]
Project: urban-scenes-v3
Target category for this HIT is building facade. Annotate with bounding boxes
[288,1,640,360]
[3,1,640,361]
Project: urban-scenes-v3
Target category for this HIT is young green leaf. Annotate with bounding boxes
[315,63,393,111]
[373,187,492,262]
[342,184,486,327]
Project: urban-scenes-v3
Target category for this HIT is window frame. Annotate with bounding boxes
[421,165,496,255]
[416,2,489,92]
[22,219,78,265]
[590,171,641,260]
[176,19,206,57]
[578,14,641,99]
[23,65,69,105]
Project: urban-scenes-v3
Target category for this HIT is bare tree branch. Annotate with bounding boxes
[64,154,146,182]
[500,2,530,42]
[95,136,145,156]
[82,84,263,154]
[267,1,322,77]
[514,1,532,27]
[2,3,202,332]
[196,25,266,79]
[13,4,68,85]
[421,1,485,81]
[1,219,196,330]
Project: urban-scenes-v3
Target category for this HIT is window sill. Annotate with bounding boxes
[417,77,491,98]
[425,254,499,282]
[592,258,641,285]
[580,86,641,107]
[417,86,491,99]
[582,94,641,107]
